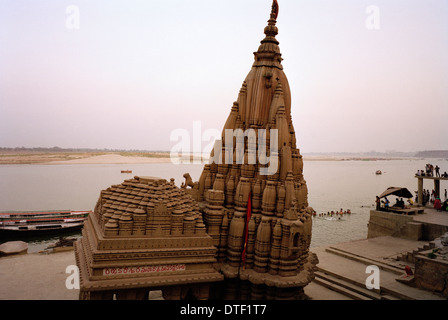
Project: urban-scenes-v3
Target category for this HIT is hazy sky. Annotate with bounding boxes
[0,0,447,153]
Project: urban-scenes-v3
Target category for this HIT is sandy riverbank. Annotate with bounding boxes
[0,152,172,165]
[0,151,408,165]
[0,250,79,300]
[48,153,172,164]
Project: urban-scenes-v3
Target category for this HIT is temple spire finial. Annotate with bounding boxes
[271,0,279,21]
[253,0,283,68]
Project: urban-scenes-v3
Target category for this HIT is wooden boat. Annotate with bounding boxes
[121,170,132,174]
[0,210,90,236]
[376,170,382,175]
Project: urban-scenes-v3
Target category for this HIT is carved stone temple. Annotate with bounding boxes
[75,0,318,300]
[75,176,223,300]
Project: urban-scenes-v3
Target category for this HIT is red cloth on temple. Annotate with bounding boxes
[241,193,252,267]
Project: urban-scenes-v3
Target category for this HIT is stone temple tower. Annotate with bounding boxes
[184,0,318,300]
[75,0,317,301]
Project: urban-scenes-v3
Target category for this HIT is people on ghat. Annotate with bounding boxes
[422,190,429,206]
[434,197,442,211]
[431,190,436,203]
[394,198,405,208]
[376,196,381,211]
[381,197,390,211]
[442,199,448,212]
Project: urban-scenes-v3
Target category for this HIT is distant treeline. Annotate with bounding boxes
[414,150,448,158]
[0,147,169,153]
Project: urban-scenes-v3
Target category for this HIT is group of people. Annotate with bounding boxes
[414,163,448,212]
[376,196,413,211]
[416,163,448,178]
[419,188,448,212]
[314,209,351,217]
[433,197,448,212]
[417,188,446,206]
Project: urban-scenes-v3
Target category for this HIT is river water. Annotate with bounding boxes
[1,158,446,252]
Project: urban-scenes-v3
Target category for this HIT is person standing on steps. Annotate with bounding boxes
[376,196,381,211]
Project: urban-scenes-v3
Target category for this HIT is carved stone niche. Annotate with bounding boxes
[288,223,304,256]
[146,203,172,236]
[206,189,225,206]
[278,217,304,277]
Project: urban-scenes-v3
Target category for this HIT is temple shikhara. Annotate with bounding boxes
[75,0,318,300]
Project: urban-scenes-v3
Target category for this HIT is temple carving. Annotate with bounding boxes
[75,176,223,300]
[75,0,318,300]
[183,0,318,299]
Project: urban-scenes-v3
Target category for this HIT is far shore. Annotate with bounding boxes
[0,152,172,165]
[0,151,418,165]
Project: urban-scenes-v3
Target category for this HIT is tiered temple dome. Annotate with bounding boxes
[95,176,206,237]
[75,177,222,300]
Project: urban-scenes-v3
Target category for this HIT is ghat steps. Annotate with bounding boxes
[311,237,445,300]
[395,242,436,263]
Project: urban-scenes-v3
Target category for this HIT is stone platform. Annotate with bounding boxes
[368,207,448,241]
[311,236,446,300]
[309,206,446,300]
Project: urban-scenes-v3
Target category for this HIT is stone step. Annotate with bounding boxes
[325,247,405,275]
[380,294,401,300]
[316,246,445,300]
[313,277,368,300]
[395,242,435,263]
[314,271,379,300]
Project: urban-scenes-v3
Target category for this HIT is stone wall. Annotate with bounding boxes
[420,223,448,242]
[368,210,448,241]
[414,251,448,297]
[367,210,421,240]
